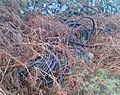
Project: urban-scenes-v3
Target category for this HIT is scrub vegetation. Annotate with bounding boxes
[0,0,120,95]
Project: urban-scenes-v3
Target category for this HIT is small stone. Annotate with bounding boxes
[85,52,94,63]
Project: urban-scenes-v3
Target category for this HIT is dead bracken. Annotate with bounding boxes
[0,0,120,95]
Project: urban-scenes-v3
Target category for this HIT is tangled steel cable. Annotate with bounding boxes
[17,49,69,87]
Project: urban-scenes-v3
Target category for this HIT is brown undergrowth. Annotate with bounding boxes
[0,1,120,95]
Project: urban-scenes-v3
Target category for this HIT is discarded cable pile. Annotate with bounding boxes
[8,13,113,88]
[15,15,114,90]
[17,50,69,87]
